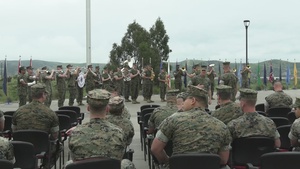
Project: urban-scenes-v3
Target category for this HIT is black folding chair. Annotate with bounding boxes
[1,115,12,140]
[277,125,292,151]
[59,106,84,124]
[142,113,152,162]
[58,114,71,168]
[65,158,121,169]
[12,130,52,169]
[169,153,221,169]
[257,111,267,117]
[247,152,300,169]
[55,110,78,127]
[231,137,275,168]
[4,111,15,116]
[12,141,37,169]
[269,117,289,127]
[287,111,296,124]
[0,159,13,169]
[138,107,155,151]
[266,107,292,118]
[255,103,265,112]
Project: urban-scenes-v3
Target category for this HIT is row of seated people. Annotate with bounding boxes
[0,83,136,169]
[141,84,300,169]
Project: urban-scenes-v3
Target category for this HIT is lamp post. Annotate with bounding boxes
[244,20,250,66]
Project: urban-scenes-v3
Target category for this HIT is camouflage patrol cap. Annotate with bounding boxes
[87,64,92,68]
[201,65,207,70]
[41,66,47,70]
[291,97,300,108]
[166,89,180,97]
[88,89,111,100]
[108,96,124,110]
[216,85,232,94]
[223,61,230,66]
[176,92,189,100]
[66,64,73,68]
[26,66,34,70]
[95,66,100,69]
[31,83,48,96]
[238,88,257,100]
[19,66,25,72]
[187,85,208,98]
[57,65,62,68]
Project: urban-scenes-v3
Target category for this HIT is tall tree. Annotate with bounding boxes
[108,43,123,68]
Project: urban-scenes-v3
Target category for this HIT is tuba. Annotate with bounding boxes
[150,68,155,81]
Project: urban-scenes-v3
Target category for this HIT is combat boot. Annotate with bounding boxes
[132,100,140,104]
[125,99,131,102]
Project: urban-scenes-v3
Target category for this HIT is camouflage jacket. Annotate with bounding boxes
[86,71,95,89]
[190,75,211,91]
[130,69,139,82]
[158,72,167,86]
[67,72,77,87]
[12,100,59,134]
[56,72,66,90]
[211,101,243,125]
[227,112,280,140]
[68,118,126,161]
[265,91,293,109]
[288,118,300,141]
[40,73,52,92]
[0,137,14,162]
[17,73,27,95]
[157,108,232,155]
[148,105,177,129]
[220,72,238,91]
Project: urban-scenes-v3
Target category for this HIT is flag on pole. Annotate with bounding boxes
[269,61,274,83]
[18,55,21,74]
[2,58,7,96]
[294,61,298,87]
[218,61,221,85]
[279,61,282,81]
[30,56,32,67]
[263,62,267,86]
[257,62,262,87]
[183,58,187,88]
[286,63,290,86]
[167,59,171,89]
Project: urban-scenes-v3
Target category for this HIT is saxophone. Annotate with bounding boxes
[150,68,155,81]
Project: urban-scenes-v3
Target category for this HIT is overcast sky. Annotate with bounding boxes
[0,0,299,64]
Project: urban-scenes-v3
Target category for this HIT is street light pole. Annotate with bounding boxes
[244,20,250,66]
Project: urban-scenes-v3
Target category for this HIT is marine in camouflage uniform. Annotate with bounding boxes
[142,65,154,103]
[94,66,102,89]
[207,65,216,99]
[241,64,251,88]
[158,68,167,102]
[102,67,112,91]
[56,65,67,107]
[26,66,37,103]
[113,67,124,96]
[227,89,280,147]
[211,85,243,124]
[288,98,300,150]
[85,65,97,95]
[219,62,238,102]
[123,65,131,102]
[148,90,180,134]
[151,86,232,168]
[66,65,79,106]
[265,81,293,111]
[76,69,85,106]
[106,96,135,145]
[12,83,60,168]
[173,65,184,92]
[0,110,15,162]
[130,63,140,104]
[40,66,55,107]
[17,66,28,107]
[68,89,135,169]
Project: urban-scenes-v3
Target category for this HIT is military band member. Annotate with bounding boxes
[219,62,238,102]
[130,63,140,104]
[101,67,112,91]
[76,68,85,106]
[158,67,167,102]
[18,66,29,107]
[173,65,185,92]
[56,65,68,107]
[26,66,37,103]
[94,66,102,89]
[66,64,79,106]
[186,64,200,78]
[241,64,252,88]
[85,64,97,98]
[207,64,217,99]
[123,65,131,102]
[113,66,124,96]
[142,64,154,103]
[40,66,55,107]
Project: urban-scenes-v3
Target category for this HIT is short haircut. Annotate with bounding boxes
[88,100,108,113]
[218,92,231,100]
[241,98,257,106]
[109,105,124,115]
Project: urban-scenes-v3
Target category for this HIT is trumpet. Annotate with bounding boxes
[246,65,251,69]
[209,64,215,67]
[180,67,186,72]
[232,68,237,73]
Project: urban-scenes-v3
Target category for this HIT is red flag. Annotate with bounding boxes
[18,56,21,74]
[269,61,274,83]
[30,56,32,67]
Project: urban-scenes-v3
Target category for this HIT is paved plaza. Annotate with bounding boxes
[1,89,300,168]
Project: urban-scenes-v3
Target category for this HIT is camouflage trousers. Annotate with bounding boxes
[123,81,131,100]
[131,81,139,100]
[28,87,33,103]
[65,159,136,169]
[242,79,249,88]
[115,82,123,96]
[159,84,167,100]
[19,94,27,107]
[76,86,84,104]
[210,82,215,97]
[143,83,153,99]
[57,88,66,107]
[68,86,77,106]
[43,141,62,169]
[174,82,182,92]
[44,90,52,107]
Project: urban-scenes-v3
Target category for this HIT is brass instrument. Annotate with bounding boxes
[180,67,186,73]
[209,64,215,67]
[150,68,155,81]
[232,68,237,73]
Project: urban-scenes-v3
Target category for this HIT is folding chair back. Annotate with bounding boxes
[255,103,265,112]
[231,137,275,167]
[55,110,78,126]
[267,107,292,118]
[140,104,160,112]
[169,153,221,169]
[4,111,15,116]
[260,152,300,169]
[269,117,289,127]
[65,158,121,169]
[287,111,296,124]
[2,115,12,139]
[59,106,84,124]
[277,125,291,151]
[0,159,13,169]
[12,141,37,169]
